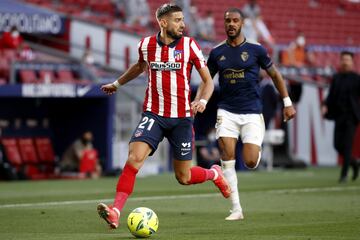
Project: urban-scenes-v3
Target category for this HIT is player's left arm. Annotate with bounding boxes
[192,66,214,114]
[266,65,296,122]
[189,38,214,114]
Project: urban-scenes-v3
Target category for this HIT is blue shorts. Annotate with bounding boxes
[129,111,194,160]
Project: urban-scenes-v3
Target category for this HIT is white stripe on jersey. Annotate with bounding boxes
[190,40,206,68]
[142,37,151,61]
[168,47,178,118]
[155,42,163,115]
[141,37,152,112]
[183,37,191,117]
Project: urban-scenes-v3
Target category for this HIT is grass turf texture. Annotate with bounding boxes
[0,167,359,240]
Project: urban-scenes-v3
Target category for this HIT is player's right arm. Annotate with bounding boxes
[101,39,147,95]
[101,61,147,95]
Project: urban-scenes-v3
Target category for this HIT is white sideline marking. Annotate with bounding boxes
[0,186,359,209]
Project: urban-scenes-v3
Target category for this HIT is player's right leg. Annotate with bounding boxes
[98,112,164,229]
[97,141,152,229]
[218,137,244,220]
[216,109,244,220]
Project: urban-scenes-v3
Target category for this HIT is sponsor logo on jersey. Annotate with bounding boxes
[241,51,249,61]
[150,61,182,71]
[223,69,245,80]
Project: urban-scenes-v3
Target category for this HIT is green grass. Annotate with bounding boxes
[0,167,359,240]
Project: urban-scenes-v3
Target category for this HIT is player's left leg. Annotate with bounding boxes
[240,114,265,169]
[168,117,230,198]
[173,159,230,198]
[242,143,262,169]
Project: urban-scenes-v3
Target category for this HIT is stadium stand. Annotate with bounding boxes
[147,0,360,70]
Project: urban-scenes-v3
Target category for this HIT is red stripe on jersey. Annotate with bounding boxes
[147,36,160,115]
[176,38,186,117]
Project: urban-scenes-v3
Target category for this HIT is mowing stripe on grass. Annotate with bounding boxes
[0,186,359,209]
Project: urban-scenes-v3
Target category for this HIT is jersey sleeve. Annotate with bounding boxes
[257,45,273,70]
[137,39,145,63]
[207,50,219,78]
[189,38,207,69]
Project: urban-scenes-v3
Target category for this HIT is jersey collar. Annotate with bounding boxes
[156,32,181,48]
[226,37,247,48]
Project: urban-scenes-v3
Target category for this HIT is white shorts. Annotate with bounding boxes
[215,109,265,147]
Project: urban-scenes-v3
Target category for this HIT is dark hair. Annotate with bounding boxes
[340,51,354,59]
[224,8,244,19]
[156,3,182,19]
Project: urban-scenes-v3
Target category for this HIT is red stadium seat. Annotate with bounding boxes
[17,138,46,179]
[17,138,38,164]
[39,70,57,83]
[1,138,22,167]
[34,137,55,164]
[2,49,17,62]
[56,69,76,83]
[19,70,39,84]
[0,58,10,80]
[34,137,56,177]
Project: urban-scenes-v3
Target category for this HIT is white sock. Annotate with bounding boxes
[221,159,242,212]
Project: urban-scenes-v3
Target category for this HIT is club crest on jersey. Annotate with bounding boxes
[150,61,182,71]
[174,50,183,61]
[134,129,143,137]
[241,51,249,61]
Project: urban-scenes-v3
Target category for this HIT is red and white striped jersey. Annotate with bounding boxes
[138,34,206,118]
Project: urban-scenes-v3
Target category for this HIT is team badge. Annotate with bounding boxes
[174,50,183,61]
[241,51,249,61]
[134,129,143,137]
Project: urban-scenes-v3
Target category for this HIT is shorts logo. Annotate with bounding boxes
[241,51,249,62]
[174,50,183,61]
[150,61,182,71]
[181,142,191,155]
[181,142,191,148]
[134,129,143,137]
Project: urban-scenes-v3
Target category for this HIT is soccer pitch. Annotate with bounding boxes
[0,167,359,240]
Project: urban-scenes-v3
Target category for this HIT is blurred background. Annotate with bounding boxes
[0,0,359,180]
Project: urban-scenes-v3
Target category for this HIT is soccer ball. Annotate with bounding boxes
[127,207,159,238]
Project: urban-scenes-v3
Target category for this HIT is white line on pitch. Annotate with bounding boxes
[0,186,359,209]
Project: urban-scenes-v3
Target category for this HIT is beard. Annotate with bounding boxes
[227,27,241,40]
[166,29,183,40]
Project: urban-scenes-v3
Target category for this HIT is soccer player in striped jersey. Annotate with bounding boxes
[97,3,231,229]
[206,8,296,220]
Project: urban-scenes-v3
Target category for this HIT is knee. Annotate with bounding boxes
[244,159,258,169]
[175,171,190,185]
[127,151,145,168]
[243,153,260,169]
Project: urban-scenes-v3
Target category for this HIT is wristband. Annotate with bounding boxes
[112,80,121,89]
[199,99,208,105]
[283,97,292,107]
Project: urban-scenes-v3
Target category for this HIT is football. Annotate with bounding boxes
[127,207,159,238]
